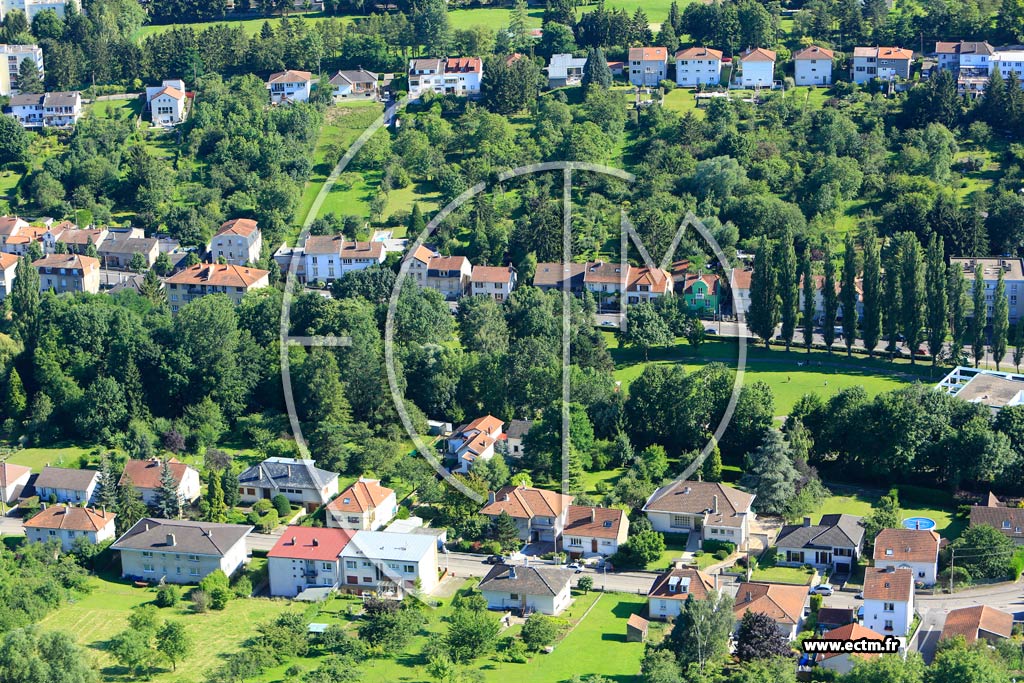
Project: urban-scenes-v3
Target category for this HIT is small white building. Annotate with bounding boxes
[118,458,201,508]
[267,69,313,104]
[0,461,31,506]
[0,44,43,96]
[872,528,941,586]
[408,58,445,98]
[326,477,398,531]
[674,46,723,87]
[112,518,252,584]
[446,414,504,473]
[861,567,915,636]
[210,218,263,267]
[478,563,573,615]
[23,505,116,552]
[628,46,668,87]
[329,69,378,99]
[443,57,483,96]
[33,467,99,505]
[339,530,440,595]
[145,79,187,126]
[793,45,833,86]
[470,264,516,302]
[267,526,355,598]
[303,235,385,284]
[0,252,18,301]
[990,50,1024,84]
[735,47,776,88]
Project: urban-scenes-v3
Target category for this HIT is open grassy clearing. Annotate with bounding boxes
[88,97,144,120]
[810,493,964,540]
[1,444,99,472]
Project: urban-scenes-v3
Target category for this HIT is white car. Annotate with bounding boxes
[810,584,834,596]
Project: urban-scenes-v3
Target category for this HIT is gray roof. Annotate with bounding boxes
[505,419,533,439]
[238,457,338,500]
[330,69,378,86]
[112,518,252,557]
[478,563,571,597]
[776,513,865,550]
[8,93,43,107]
[44,91,80,107]
[546,53,587,78]
[344,530,437,562]
[98,233,157,255]
[33,467,99,492]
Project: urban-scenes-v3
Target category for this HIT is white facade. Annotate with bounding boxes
[0,252,16,301]
[326,478,398,531]
[0,44,43,96]
[7,90,82,129]
[794,46,833,86]
[24,508,117,552]
[339,531,439,595]
[674,47,722,87]
[146,79,187,126]
[408,58,445,98]
[991,51,1024,82]
[303,236,385,284]
[851,47,913,84]
[0,0,78,22]
[628,47,668,87]
[862,569,915,637]
[875,557,937,586]
[736,49,776,88]
[267,70,312,104]
[443,57,483,96]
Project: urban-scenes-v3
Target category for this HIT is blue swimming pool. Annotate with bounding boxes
[902,516,936,531]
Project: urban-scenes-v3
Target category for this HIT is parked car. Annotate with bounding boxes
[810,584,834,596]
[706,328,717,335]
[484,555,503,565]
[566,562,583,573]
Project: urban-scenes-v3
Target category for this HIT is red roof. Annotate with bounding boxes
[119,458,192,490]
[217,218,259,238]
[327,478,394,514]
[268,526,355,561]
[24,506,115,532]
[628,47,668,62]
[445,57,482,73]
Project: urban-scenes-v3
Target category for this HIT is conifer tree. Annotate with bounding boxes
[993,267,1009,370]
[821,238,838,353]
[582,47,612,88]
[948,262,968,365]
[95,455,120,512]
[800,245,814,352]
[9,255,40,345]
[971,263,988,367]
[747,236,778,348]
[204,470,227,523]
[154,459,181,519]
[861,226,881,356]
[882,241,902,360]
[925,234,948,365]
[898,233,925,365]
[839,233,859,357]
[1014,316,1024,372]
[3,367,26,420]
[777,227,798,352]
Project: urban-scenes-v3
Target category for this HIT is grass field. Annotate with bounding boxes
[88,97,143,120]
[1,444,99,472]
[810,493,964,540]
[750,564,816,585]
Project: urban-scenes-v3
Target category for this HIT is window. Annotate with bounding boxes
[362,576,372,583]
[404,565,415,573]
[321,562,333,572]
[188,554,199,562]
[883,619,893,631]
[346,560,357,569]
[143,563,154,573]
[48,529,56,536]
[883,602,894,612]
[510,593,519,600]
[142,551,153,558]
[190,567,200,576]
[671,515,689,528]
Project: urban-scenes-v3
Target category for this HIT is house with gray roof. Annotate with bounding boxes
[546,53,587,87]
[98,231,159,270]
[329,68,379,99]
[774,513,865,574]
[32,466,99,505]
[237,457,340,514]
[112,518,252,584]
[338,530,440,595]
[478,563,573,615]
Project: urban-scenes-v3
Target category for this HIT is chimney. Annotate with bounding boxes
[166,533,176,547]
[744,591,752,603]
[291,536,297,545]
[509,566,517,579]
[591,508,596,522]
[712,495,719,514]
[312,538,319,547]
[803,517,811,527]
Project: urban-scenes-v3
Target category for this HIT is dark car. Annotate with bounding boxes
[484,555,503,565]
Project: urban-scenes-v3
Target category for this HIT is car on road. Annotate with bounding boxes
[484,555,503,565]
[706,328,717,335]
[809,584,834,596]
[566,562,583,573]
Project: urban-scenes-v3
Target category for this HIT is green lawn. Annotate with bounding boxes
[1,444,99,472]
[810,493,964,540]
[87,97,143,120]
[647,532,690,571]
[750,565,816,585]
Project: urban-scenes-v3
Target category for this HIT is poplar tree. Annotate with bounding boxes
[839,233,859,357]
[822,238,838,354]
[1014,316,1024,372]
[971,264,988,367]
[747,236,778,348]
[993,268,1009,370]
[898,233,925,365]
[925,234,948,365]
[800,245,814,352]
[948,262,968,366]
[9,255,40,345]
[882,241,902,361]
[861,227,881,357]
[777,227,799,351]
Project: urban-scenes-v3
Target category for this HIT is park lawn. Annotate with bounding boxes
[662,88,703,116]
[750,564,816,585]
[811,493,964,540]
[2,444,99,472]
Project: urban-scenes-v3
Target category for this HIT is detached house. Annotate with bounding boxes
[267,526,355,598]
[628,47,668,86]
[426,255,472,300]
[326,477,398,531]
[98,231,159,270]
[6,90,82,129]
[447,414,504,473]
[504,419,533,458]
[643,481,755,550]
[478,563,573,615]
[940,605,1013,646]
[408,58,445,98]
[267,69,313,104]
[480,484,574,545]
[735,48,777,88]
[33,253,100,294]
[0,252,18,300]
[970,492,1024,544]
[329,69,378,100]
[237,457,340,514]
[338,530,440,595]
[732,582,808,641]
[210,218,262,266]
[470,265,516,302]
[872,528,941,586]
[119,458,201,508]
[0,462,31,507]
[33,466,100,505]
[933,41,993,96]
[113,518,252,584]
[443,57,483,96]
[145,79,187,126]
[674,46,723,87]
[774,514,865,575]
[861,567,915,636]
[24,505,116,552]
[647,565,715,620]
[563,505,629,557]
[303,235,385,284]
[851,47,913,84]
[546,53,587,87]
[164,263,270,311]
[679,272,719,314]
[626,266,672,305]
[793,45,834,86]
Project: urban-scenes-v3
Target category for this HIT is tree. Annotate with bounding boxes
[3,366,25,420]
[1015,316,1024,372]
[0,630,98,683]
[777,228,798,351]
[445,608,501,663]
[840,232,859,356]
[9,256,40,345]
[95,454,120,512]
[222,468,240,509]
[863,488,900,554]
[156,621,193,672]
[578,575,593,593]
[492,510,521,552]
[413,0,450,56]
[882,244,902,360]
[861,227,881,356]
[948,262,969,366]
[800,245,814,351]
[951,524,1016,579]
[624,302,672,360]
[822,238,839,353]
[204,469,227,522]
[116,476,148,535]
[153,459,181,519]
[971,263,988,367]
[520,614,559,651]
[898,233,925,364]
[613,529,666,568]
[111,627,157,678]
[748,236,778,347]
[663,590,734,673]
[928,637,1011,683]
[925,234,948,365]
[742,430,799,516]
[734,610,790,661]
[582,47,612,89]
[844,653,926,683]
[15,57,42,93]
[992,268,1009,371]
[0,115,28,164]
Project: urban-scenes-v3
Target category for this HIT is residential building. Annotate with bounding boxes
[735,48,777,88]
[426,255,472,300]
[628,47,668,86]
[730,267,752,315]
[33,466,99,505]
[164,262,270,311]
[53,226,107,254]
[0,215,29,250]
[939,605,1013,645]
[938,366,1024,413]
[933,41,994,96]
[774,514,865,574]
[145,79,188,126]
[480,484,574,544]
[563,505,629,558]
[643,481,755,550]
[861,567,915,636]
[267,70,313,104]
[793,45,834,86]
[732,582,807,641]
[679,272,719,314]
[470,264,516,301]
[210,218,262,266]
[0,251,17,300]
[0,461,30,507]
[647,565,715,620]
[816,607,857,630]
[504,419,533,458]
[326,477,398,531]
[950,258,1024,322]
[329,69,378,99]
[674,46,723,87]
[872,528,941,586]
[815,624,892,675]
[443,57,483,96]
[408,58,445,98]
[237,457,339,514]
[112,518,252,584]
[546,53,587,87]
[1,224,44,256]
[584,260,627,309]
[626,266,672,305]
[33,253,99,294]
[406,244,438,287]
[0,0,79,22]
[990,50,1024,83]
[98,232,159,270]
[851,47,913,84]
[533,261,585,292]
[119,458,201,508]
[6,90,81,129]
[303,235,385,284]
[447,415,504,473]
[969,491,1024,543]
[478,563,573,615]
[0,43,43,96]
[338,530,440,595]
[24,505,116,552]
[267,526,355,597]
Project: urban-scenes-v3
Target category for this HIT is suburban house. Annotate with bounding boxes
[329,69,378,99]
[732,582,807,641]
[969,492,1024,543]
[32,466,100,505]
[626,266,672,305]
[533,262,585,292]
[408,58,445,98]
[443,57,484,96]
[470,265,516,302]
[0,215,29,250]
[584,260,627,309]
[113,518,252,584]
[939,605,1013,646]
[24,505,116,552]
[0,461,31,507]
[145,79,188,126]
[2,224,45,255]
[504,419,533,458]
[793,45,834,86]
[446,414,504,473]
[851,46,913,84]
[774,514,865,574]
[563,505,629,558]
[237,457,340,514]
[164,263,270,312]
[6,90,82,129]
[872,528,942,586]
[0,251,17,300]
[53,226,107,254]
[674,46,723,87]
[679,273,719,314]
[816,607,858,631]
[210,218,262,266]
[98,231,159,270]
[267,69,313,103]
[991,50,1024,83]
[933,41,994,96]
[33,254,100,294]
[949,258,1024,322]
[478,563,573,615]
[119,458,201,508]
[326,477,398,531]
[338,530,440,595]
[267,526,356,598]
[426,255,472,300]
[0,0,78,22]
[406,244,438,287]
[303,235,385,283]
[642,481,755,550]
[815,624,891,675]
[0,43,43,96]
[647,565,715,620]
[861,567,915,636]
[735,48,777,88]
[480,485,574,545]
[628,47,668,86]
[546,53,587,87]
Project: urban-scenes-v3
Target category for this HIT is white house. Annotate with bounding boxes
[210,218,263,266]
[443,57,483,96]
[504,419,532,458]
[303,235,385,284]
[33,467,99,505]
[546,53,587,87]
[0,44,43,96]
[339,530,440,595]
[674,46,723,87]
[774,514,865,574]
[267,526,355,598]
[237,457,340,514]
[872,528,941,586]
[0,251,18,301]
[119,458,201,508]
[408,58,445,98]
[478,563,573,615]
[647,565,715,620]
[0,461,31,507]
[735,47,776,88]
[730,267,752,315]
[470,265,516,302]
[145,79,187,126]
[267,69,313,104]
[628,46,668,86]
[480,485,573,545]
[329,69,378,100]
[815,624,894,675]
[446,414,504,473]
[7,90,81,129]
[23,505,116,552]
[562,505,629,558]
[933,41,994,96]
[793,45,833,86]
[990,50,1024,84]
[326,477,398,531]
[112,518,252,584]
[426,255,472,300]
[732,582,807,641]
[642,481,755,550]
[0,0,79,22]
[851,46,913,84]
[861,567,915,636]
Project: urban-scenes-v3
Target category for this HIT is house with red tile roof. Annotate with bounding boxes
[443,57,484,96]
[427,254,472,300]
[852,47,913,84]
[647,565,716,620]
[267,69,313,103]
[736,47,777,88]
[33,253,100,294]
[326,477,398,531]
[302,235,385,284]
[480,484,574,545]
[0,251,18,301]
[470,265,516,302]
[626,266,672,305]
[675,46,723,87]
[793,45,834,86]
[0,461,31,507]
[940,605,1013,646]
[563,505,629,557]
[628,47,668,86]
[873,528,941,585]
[733,581,808,640]
[210,218,262,267]
[119,458,201,508]
[24,505,116,552]
[267,526,355,597]
[815,623,895,674]
[447,415,505,473]
[164,262,269,311]
[643,481,755,550]
[861,567,915,636]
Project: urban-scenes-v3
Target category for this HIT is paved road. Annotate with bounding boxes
[0,515,25,537]
[247,531,281,553]
[443,551,659,594]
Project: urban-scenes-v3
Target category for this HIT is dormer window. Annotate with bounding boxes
[1003,520,1011,529]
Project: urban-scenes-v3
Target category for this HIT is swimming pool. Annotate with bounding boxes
[902,516,936,531]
